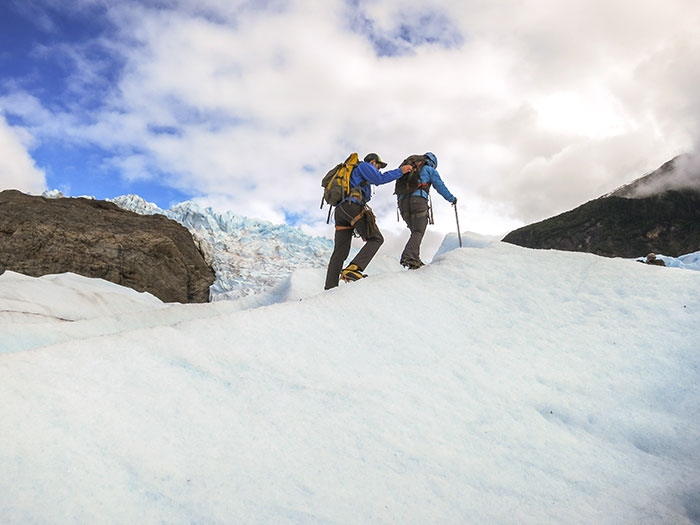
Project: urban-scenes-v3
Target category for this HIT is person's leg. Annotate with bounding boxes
[347,211,384,272]
[324,204,357,289]
[399,196,428,265]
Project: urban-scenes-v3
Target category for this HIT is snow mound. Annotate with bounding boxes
[0,271,164,324]
[434,230,499,258]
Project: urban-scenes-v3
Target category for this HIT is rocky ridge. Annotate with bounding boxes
[0,190,215,303]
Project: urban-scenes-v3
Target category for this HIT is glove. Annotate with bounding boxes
[451,197,457,206]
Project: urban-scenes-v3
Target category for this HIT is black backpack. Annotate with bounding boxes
[394,154,430,196]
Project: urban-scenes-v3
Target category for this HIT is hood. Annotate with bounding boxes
[425,152,437,168]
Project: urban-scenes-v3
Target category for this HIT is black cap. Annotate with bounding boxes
[364,153,387,168]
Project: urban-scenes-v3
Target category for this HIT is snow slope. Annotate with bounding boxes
[1,241,699,524]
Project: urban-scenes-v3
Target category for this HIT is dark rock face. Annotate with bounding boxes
[0,190,215,303]
[503,157,700,258]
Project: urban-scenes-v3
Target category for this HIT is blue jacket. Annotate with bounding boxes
[397,152,455,203]
[345,162,404,204]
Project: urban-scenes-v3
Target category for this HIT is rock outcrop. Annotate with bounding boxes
[0,190,215,303]
[503,156,700,258]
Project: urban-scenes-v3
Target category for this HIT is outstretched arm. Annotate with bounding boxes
[428,167,456,202]
[355,163,410,185]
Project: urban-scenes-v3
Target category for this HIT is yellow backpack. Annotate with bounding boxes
[320,152,370,223]
[320,152,360,207]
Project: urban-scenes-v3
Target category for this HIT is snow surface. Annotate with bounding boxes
[2,239,700,524]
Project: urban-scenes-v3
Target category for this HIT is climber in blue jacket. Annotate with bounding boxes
[397,152,456,269]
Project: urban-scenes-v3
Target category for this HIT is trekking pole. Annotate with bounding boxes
[428,194,435,225]
[453,202,462,247]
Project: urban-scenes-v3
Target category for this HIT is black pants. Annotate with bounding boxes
[399,196,429,263]
[324,201,384,289]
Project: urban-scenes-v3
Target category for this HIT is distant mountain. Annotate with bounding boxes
[107,194,334,300]
[503,155,700,258]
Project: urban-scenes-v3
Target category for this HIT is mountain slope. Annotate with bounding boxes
[1,242,699,523]
[503,156,700,257]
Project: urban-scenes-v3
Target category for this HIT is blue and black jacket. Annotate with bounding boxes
[397,152,455,203]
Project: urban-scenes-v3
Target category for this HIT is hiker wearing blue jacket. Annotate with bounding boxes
[397,152,456,269]
[324,153,412,290]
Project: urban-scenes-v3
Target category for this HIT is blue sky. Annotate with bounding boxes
[1,0,700,240]
[0,1,192,205]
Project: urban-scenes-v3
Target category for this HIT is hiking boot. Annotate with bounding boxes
[340,264,366,282]
[400,258,425,270]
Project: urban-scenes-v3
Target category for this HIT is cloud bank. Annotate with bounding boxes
[1,0,700,239]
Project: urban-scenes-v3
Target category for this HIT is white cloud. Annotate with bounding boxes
[5,0,700,236]
[622,151,700,198]
[0,115,46,194]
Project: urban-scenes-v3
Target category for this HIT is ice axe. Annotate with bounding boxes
[453,200,462,248]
